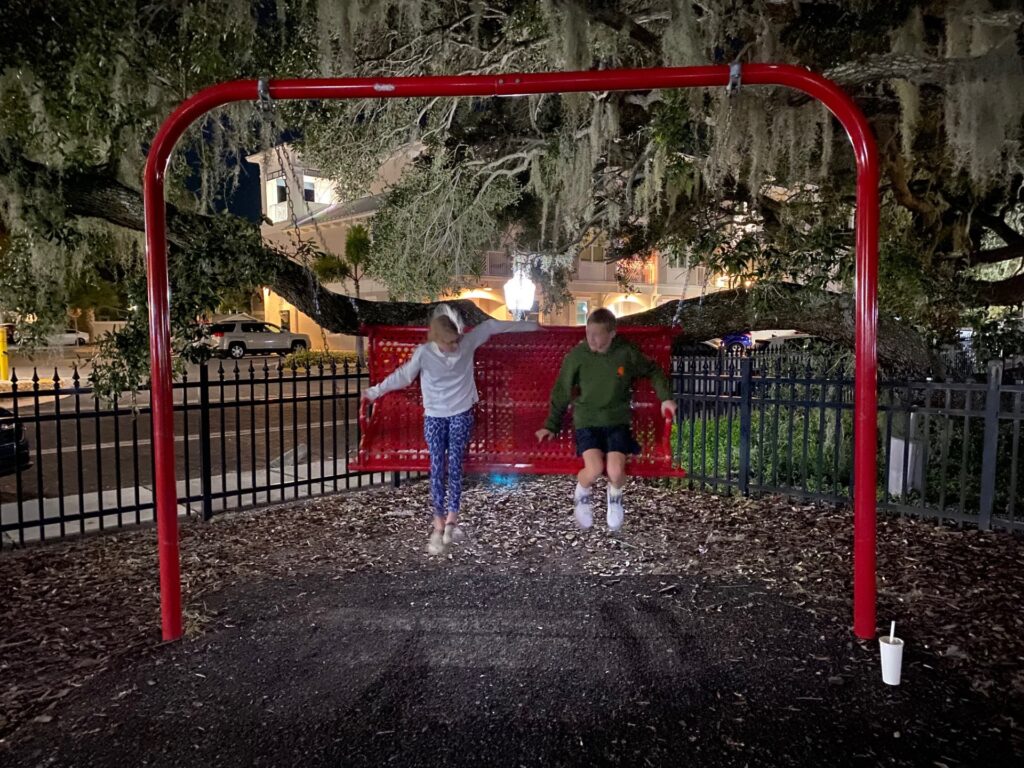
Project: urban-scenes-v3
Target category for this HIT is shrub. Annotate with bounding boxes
[282,349,359,370]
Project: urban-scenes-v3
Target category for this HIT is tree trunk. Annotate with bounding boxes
[354,279,365,366]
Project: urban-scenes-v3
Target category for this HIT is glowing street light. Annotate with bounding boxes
[503,269,535,321]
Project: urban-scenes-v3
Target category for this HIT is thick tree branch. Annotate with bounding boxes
[972,210,1024,248]
[884,155,940,222]
[824,48,1018,89]
[50,162,492,330]
[787,44,1022,106]
[966,242,1024,267]
[621,283,934,375]
[271,258,491,331]
[552,0,660,53]
[967,272,1024,306]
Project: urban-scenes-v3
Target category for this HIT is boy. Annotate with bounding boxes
[535,308,676,531]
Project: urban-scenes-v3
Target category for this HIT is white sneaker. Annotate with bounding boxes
[427,530,446,555]
[574,486,594,530]
[443,523,464,545]
[607,488,625,531]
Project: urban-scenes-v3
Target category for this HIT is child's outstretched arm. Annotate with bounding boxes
[536,353,575,442]
[462,318,540,353]
[362,346,424,401]
[630,346,677,418]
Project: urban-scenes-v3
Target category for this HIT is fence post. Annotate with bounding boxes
[978,359,1003,530]
[391,471,401,489]
[738,356,752,496]
[199,362,214,521]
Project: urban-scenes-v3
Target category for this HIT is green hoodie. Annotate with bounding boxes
[543,335,673,432]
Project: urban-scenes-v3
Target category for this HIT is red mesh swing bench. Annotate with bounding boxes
[353,325,685,477]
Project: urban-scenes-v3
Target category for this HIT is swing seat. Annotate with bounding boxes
[353,325,685,477]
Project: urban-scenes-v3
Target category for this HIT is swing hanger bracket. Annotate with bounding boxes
[726,62,742,96]
[257,78,273,110]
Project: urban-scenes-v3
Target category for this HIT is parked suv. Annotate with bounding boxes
[207,320,311,359]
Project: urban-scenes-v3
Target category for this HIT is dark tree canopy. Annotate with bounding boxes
[1,1,1023,393]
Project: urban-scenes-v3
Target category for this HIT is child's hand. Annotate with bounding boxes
[361,390,375,402]
[660,399,677,419]
[535,428,554,443]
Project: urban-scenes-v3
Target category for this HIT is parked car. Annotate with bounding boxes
[0,407,31,477]
[206,319,311,359]
[752,330,815,350]
[46,329,89,346]
[717,330,815,354]
[721,331,753,354]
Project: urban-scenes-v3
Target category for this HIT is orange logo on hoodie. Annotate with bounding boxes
[617,366,625,377]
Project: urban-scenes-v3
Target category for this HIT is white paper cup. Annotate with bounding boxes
[879,636,904,685]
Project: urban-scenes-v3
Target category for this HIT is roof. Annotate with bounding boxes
[212,313,259,323]
[289,195,383,227]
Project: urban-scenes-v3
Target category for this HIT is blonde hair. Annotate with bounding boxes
[427,303,463,343]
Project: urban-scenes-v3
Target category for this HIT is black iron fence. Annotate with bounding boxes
[673,352,1024,532]
[0,360,416,548]
[3,349,1022,549]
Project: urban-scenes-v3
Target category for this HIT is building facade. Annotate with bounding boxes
[246,145,717,350]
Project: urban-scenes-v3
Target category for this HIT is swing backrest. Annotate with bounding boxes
[353,325,684,477]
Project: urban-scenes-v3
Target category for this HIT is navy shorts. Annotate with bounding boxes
[575,425,641,456]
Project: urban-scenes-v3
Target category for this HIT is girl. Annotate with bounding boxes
[362,305,538,554]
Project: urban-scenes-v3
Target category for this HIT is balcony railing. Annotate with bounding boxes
[483,251,512,277]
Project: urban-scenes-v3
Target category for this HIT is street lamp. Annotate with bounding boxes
[503,269,535,321]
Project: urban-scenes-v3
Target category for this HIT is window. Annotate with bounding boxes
[264,323,282,334]
[241,323,266,333]
[578,233,608,263]
[302,174,336,204]
[578,242,606,262]
[209,323,234,334]
[267,178,289,223]
[575,300,589,325]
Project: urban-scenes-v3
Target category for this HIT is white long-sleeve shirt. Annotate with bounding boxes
[363,319,539,418]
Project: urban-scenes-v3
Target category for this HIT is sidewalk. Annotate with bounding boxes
[1,456,359,544]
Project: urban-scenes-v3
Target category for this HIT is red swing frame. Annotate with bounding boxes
[144,65,879,642]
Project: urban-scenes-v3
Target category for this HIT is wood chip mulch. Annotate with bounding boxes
[1,476,1022,742]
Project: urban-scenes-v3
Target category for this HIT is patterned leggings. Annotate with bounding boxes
[423,410,475,517]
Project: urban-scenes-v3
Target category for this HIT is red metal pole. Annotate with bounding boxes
[739,68,880,640]
[143,82,256,641]
[144,65,877,642]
